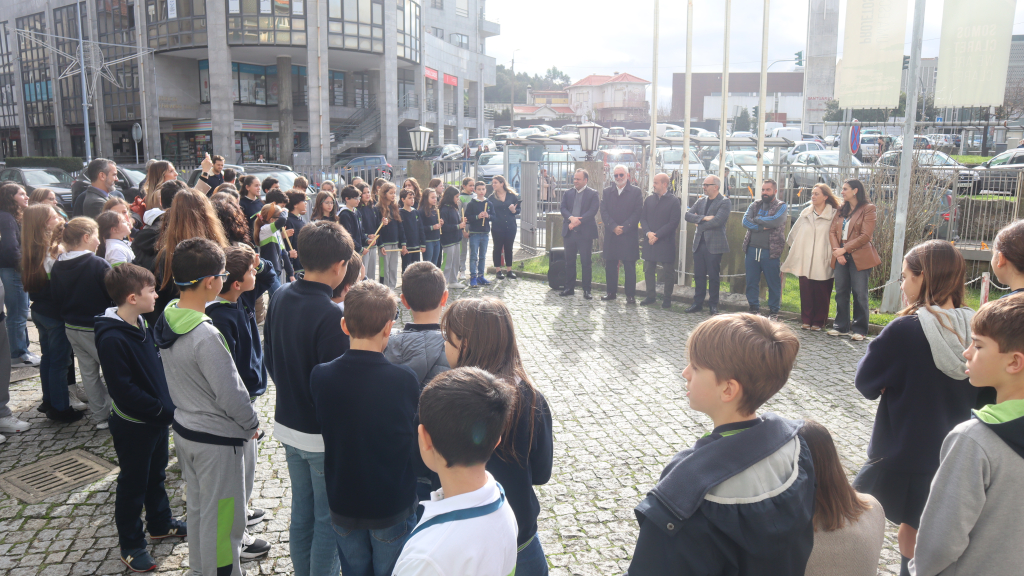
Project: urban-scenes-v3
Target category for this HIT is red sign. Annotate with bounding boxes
[443,74,458,86]
[424,67,438,81]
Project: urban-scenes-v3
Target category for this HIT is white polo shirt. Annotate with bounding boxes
[392,473,518,576]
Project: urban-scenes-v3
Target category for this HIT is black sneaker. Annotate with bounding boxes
[46,407,84,423]
[150,517,187,539]
[247,508,266,526]
[37,401,51,414]
[241,532,271,559]
[120,548,157,573]
[507,271,518,279]
[749,305,761,314]
[495,271,505,280]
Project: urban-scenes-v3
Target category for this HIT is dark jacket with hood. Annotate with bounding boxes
[741,196,788,259]
[49,252,113,330]
[207,296,267,399]
[338,207,366,254]
[382,323,449,388]
[627,414,815,576]
[132,211,164,273]
[96,308,174,426]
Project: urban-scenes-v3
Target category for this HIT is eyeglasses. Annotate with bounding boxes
[174,273,229,287]
[614,174,627,179]
[702,183,718,187]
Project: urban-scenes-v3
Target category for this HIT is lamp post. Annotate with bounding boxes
[578,123,602,161]
[409,125,433,156]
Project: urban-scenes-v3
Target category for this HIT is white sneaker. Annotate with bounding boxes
[11,352,40,368]
[96,421,109,430]
[0,416,31,433]
[0,433,6,445]
[69,397,88,411]
[70,385,89,403]
[448,282,467,290]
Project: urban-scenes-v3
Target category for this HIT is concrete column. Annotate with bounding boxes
[306,0,330,166]
[10,32,35,155]
[380,0,398,160]
[86,0,112,159]
[278,56,294,164]
[418,63,426,125]
[206,0,234,159]
[44,9,71,157]
[477,65,485,134]
[137,49,161,160]
[455,77,464,143]
[436,79,444,143]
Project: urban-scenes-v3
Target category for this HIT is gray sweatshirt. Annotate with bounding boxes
[384,323,449,387]
[910,401,1024,576]
[917,306,974,380]
[154,300,259,443]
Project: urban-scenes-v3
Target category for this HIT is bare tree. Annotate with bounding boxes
[997,75,1024,120]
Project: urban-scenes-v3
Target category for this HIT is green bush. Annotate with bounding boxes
[4,157,85,173]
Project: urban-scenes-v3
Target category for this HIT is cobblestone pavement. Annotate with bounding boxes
[0,278,901,576]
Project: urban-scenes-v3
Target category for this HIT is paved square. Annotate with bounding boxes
[0,278,901,575]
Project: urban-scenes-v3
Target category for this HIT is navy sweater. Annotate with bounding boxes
[400,208,425,250]
[487,383,553,546]
[0,211,21,269]
[439,205,463,247]
[376,207,406,247]
[49,253,113,330]
[29,277,61,321]
[265,279,349,438]
[488,192,521,237]
[286,213,306,272]
[421,208,441,242]
[855,315,989,475]
[238,257,277,314]
[356,204,380,242]
[95,310,174,426]
[239,196,264,223]
[465,197,491,234]
[207,298,267,398]
[338,208,366,254]
[310,349,420,529]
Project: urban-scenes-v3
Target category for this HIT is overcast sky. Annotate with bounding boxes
[486,0,1024,108]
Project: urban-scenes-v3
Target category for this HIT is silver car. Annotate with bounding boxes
[475,152,504,183]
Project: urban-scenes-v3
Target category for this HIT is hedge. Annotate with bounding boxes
[4,157,85,173]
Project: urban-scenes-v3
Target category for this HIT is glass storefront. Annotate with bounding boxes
[161,131,212,166]
[236,131,279,163]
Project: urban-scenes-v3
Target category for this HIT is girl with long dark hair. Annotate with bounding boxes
[357,183,381,283]
[420,188,442,267]
[828,179,881,341]
[439,187,465,288]
[310,192,339,223]
[376,182,406,288]
[0,183,37,367]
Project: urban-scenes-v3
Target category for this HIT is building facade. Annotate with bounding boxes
[0,0,497,165]
[671,72,804,125]
[566,73,649,123]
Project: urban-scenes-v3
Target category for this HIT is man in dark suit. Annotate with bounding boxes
[682,174,731,314]
[600,165,643,303]
[640,173,681,308]
[559,168,600,299]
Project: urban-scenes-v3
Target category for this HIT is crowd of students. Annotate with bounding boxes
[0,154,1022,576]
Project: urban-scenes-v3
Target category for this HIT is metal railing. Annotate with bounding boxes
[291,163,406,188]
[426,100,438,112]
[399,93,419,109]
[463,106,477,118]
[443,102,457,115]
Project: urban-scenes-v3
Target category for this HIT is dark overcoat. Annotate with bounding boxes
[600,183,642,262]
[560,186,600,241]
[640,192,682,263]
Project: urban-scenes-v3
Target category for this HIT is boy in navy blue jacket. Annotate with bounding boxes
[627,313,814,576]
[464,181,491,287]
[96,264,186,572]
[311,281,421,576]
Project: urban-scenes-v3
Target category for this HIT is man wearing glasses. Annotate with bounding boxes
[559,169,600,299]
[600,165,643,304]
[683,175,731,314]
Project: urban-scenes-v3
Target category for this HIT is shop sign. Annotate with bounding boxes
[443,73,458,86]
[424,67,438,81]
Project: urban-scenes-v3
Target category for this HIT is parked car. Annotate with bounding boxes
[784,141,826,164]
[421,144,462,162]
[969,148,1024,194]
[824,133,842,147]
[475,152,505,183]
[467,138,497,155]
[323,155,394,184]
[0,167,76,211]
[656,147,707,192]
[515,127,542,138]
[628,129,651,139]
[699,145,757,170]
[874,150,978,194]
[656,123,683,136]
[731,131,755,139]
[594,149,640,182]
[858,135,881,159]
[664,130,686,138]
[895,135,933,150]
[560,124,579,134]
[801,133,826,145]
[606,127,628,138]
[708,151,774,192]
[771,126,802,143]
[528,125,558,136]
[786,151,862,190]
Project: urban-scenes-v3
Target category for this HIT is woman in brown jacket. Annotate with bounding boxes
[829,179,881,340]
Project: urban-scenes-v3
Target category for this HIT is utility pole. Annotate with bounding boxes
[509,52,515,130]
[880,0,926,313]
[76,2,92,162]
[677,0,693,286]
[648,0,659,194]
[755,0,770,190]
[718,0,731,185]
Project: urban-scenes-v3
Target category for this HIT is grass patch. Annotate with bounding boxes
[952,155,994,165]
[516,254,1010,326]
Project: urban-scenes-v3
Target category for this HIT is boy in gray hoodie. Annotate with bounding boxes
[154,238,265,576]
[385,262,450,387]
[910,296,1024,576]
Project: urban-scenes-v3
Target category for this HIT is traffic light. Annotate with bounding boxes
[794,51,803,67]
[903,56,910,70]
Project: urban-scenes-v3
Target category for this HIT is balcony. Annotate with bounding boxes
[444,102,457,115]
[479,12,500,37]
[399,93,419,109]
[463,106,477,118]
[426,100,438,112]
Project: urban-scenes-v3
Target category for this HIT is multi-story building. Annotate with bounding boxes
[0,0,498,165]
[670,72,804,126]
[566,73,649,123]
[901,57,938,102]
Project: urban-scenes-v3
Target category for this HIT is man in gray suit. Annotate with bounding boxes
[559,169,600,299]
[683,175,731,314]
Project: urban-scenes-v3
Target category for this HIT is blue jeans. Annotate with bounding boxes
[31,311,72,412]
[744,246,781,310]
[284,445,340,576]
[423,240,441,268]
[332,512,416,576]
[0,268,29,358]
[516,535,549,576]
[469,233,489,277]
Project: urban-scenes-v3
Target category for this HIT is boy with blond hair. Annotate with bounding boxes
[627,313,814,576]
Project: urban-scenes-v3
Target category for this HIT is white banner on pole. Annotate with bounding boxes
[934,0,1017,107]
[835,0,908,109]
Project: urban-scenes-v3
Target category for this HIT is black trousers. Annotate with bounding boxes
[692,241,724,307]
[402,251,422,273]
[109,415,172,551]
[492,230,515,268]
[644,259,676,301]
[605,259,638,298]
[563,235,592,291]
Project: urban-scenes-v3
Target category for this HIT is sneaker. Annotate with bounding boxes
[247,508,266,526]
[11,352,40,368]
[850,333,866,341]
[448,282,467,290]
[69,397,88,411]
[120,548,157,573]
[150,518,187,539]
[0,416,31,434]
[46,407,84,423]
[0,433,6,445]
[469,276,479,288]
[36,401,51,414]
[70,385,89,403]
[507,270,518,279]
[241,531,271,559]
[477,276,491,286]
[495,271,505,280]
[96,421,110,430]
[826,329,847,337]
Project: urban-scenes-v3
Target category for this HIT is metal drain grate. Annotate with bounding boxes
[0,450,118,503]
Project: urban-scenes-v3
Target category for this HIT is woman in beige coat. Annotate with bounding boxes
[781,183,840,330]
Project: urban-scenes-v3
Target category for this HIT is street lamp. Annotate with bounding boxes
[578,123,603,161]
[409,125,433,156]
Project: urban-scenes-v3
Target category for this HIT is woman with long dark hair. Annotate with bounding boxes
[0,183,38,367]
[143,160,178,209]
[488,175,521,279]
[781,184,840,330]
[441,298,553,576]
[828,179,881,341]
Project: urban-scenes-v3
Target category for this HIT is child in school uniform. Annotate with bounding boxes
[96,210,135,266]
[399,188,426,273]
[331,253,365,312]
[338,186,367,257]
[990,220,1024,298]
[376,182,407,288]
[420,189,442,268]
[439,187,466,290]
[356,184,380,285]
[392,367,519,576]
[464,181,491,287]
[385,262,450,387]
[49,217,114,429]
[95,264,186,572]
[255,204,296,284]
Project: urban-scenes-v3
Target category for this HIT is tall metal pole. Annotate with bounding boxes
[647,0,659,194]
[75,2,92,162]
[718,0,731,185]
[134,1,149,160]
[509,52,515,131]
[880,0,926,313]
[755,0,769,190]
[677,0,693,285]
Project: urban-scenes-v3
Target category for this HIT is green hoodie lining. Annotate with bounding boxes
[975,398,1024,424]
[164,300,212,334]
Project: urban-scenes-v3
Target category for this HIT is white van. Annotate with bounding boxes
[656,123,684,136]
[771,127,802,143]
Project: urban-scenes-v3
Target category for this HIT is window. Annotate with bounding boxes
[430,0,442,7]
[227,0,306,46]
[449,33,468,49]
[15,13,54,128]
[292,65,308,106]
[51,4,90,125]
[199,60,210,103]
[431,27,442,38]
[398,68,414,103]
[455,0,468,17]
[329,71,345,105]
[0,23,18,130]
[145,0,207,50]
[97,1,142,122]
[234,63,267,105]
[352,72,370,108]
[396,0,420,63]
[327,0,384,53]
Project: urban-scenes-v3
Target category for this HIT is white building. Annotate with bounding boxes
[566,73,649,123]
